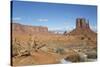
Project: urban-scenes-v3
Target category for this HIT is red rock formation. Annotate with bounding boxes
[12,23,48,34]
[76,18,90,30]
[64,18,97,37]
[63,18,97,46]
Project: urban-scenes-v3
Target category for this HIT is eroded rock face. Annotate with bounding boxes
[64,18,97,44]
[64,18,97,36]
[12,23,48,34]
[76,18,90,30]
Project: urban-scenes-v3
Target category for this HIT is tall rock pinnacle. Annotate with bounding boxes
[76,18,90,30]
[64,18,96,36]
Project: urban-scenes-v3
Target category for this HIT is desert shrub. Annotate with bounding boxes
[27,35,47,53]
[54,48,65,54]
[12,40,22,57]
[12,38,31,57]
[12,44,18,57]
[81,37,85,40]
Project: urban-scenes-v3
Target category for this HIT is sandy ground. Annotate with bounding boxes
[12,51,61,66]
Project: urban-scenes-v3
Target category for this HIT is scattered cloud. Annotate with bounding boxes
[37,18,48,22]
[13,17,21,21]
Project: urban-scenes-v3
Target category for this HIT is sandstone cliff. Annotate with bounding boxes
[12,23,48,34]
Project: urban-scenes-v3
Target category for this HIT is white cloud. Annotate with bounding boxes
[37,18,48,22]
[13,17,21,21]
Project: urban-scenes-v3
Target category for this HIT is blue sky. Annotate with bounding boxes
[11,1,97,32]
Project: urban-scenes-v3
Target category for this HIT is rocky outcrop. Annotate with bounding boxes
[64,18,97,36]
[76,18,90,30]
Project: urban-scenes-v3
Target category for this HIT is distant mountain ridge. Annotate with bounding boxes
[12,22,48,34]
